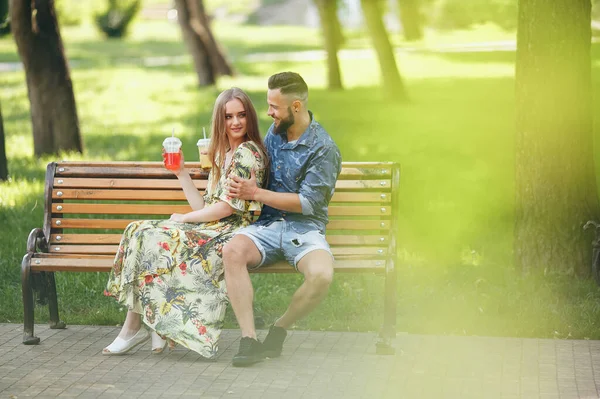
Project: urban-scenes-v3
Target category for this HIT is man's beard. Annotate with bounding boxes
[274,107,295,135]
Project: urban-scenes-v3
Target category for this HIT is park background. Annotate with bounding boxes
[1,0,600,340]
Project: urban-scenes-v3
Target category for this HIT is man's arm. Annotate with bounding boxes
[254,188,302,213]
[227,144,341,215]
[227,169,303,213]
[296,145,341,216]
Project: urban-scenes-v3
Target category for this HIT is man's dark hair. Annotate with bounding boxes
[268,72,308,102]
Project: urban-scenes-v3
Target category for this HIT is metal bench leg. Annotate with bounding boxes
[21,254,40,345]
[47,272,66,329]
[376,261,396,355]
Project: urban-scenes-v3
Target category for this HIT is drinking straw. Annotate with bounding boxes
[203,127,207,140]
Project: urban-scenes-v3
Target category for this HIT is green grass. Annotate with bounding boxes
[1,20,600,339]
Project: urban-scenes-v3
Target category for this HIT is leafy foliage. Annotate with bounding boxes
[426,0,518,31]
[54,0,88,27]
[95,0,141,39]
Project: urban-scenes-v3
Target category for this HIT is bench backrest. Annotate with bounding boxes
[42,161,400,272]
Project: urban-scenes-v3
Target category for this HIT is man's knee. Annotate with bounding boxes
[305,267,333,290]
[301,252,334,292]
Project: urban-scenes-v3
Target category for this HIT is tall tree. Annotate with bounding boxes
[360,0,408,100]
[0,1,7,180]
[397,0,423,41]
[0,0,9,36]
[515,0,598,275]
[174,0,233,87]
[10,0,82,156]
[0,103,7,181]
[315,0,343,90]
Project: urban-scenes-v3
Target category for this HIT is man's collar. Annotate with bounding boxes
[284,111,316,148]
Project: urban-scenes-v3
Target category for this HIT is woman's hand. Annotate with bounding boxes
[162,149,185,176]
[169,213,186,223]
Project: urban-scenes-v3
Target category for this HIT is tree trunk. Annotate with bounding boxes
[10,0,82,157]
[174,0,214,86]
[515,0,597,275]
[315,0,343,90]
[0,102,7,181]
[174,0,233,87]
[360,0,408,101]
[397,0,423,41]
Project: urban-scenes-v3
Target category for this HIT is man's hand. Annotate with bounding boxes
[169,213,186,223]
[227,169,258,200]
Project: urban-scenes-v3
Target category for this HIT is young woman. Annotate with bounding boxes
[103,88,268,358]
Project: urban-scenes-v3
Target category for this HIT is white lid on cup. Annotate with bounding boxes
[163,137,182,153]
[197,138,211,147]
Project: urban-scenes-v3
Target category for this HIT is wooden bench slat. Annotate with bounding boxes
[54,162,395,179]
[53,178,392,191]
[49,189,391,203]
[50,234,123,244]
[54,161,394,168]
[249,260,386,273]
[31,255,386,273]
[51,218,391,230]
[55,164,209,178]
[51,203,392,216]
[47,244,388,256]
[54,178,208,190]
[49,234,390,246]
[49,245,118,254]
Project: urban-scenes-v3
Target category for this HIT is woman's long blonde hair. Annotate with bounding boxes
[208,87,268,188]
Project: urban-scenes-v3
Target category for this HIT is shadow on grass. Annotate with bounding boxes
[431,49,516,64]
[432,41,600,65]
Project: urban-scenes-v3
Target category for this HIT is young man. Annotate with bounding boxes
[224,72,342,367]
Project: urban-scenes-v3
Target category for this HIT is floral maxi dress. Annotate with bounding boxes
[105,141,266,358]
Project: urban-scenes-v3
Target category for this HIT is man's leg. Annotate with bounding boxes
[222,234,262,338]
[261,249,333,358]
[275,250,334,329]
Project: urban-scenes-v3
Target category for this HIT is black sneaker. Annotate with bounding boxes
[262,325,287,358]
[232,337,264,367]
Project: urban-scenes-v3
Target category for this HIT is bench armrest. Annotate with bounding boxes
[26,228,48,253]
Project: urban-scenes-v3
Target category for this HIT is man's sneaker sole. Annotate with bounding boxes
[232,355,264,367]
[262,349,281,358]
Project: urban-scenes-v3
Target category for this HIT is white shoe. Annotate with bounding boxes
[151,331,167,354]
[102,328,150,355]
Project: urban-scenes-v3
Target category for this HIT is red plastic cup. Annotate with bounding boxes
[163,137,182,171]
[164,152,181,171]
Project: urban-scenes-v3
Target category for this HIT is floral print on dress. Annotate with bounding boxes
[105,141,267,358]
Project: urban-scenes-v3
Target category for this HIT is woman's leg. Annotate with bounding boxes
[116,310,142,339]
[102,310,149,355]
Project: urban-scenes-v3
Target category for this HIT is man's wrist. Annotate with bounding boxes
[252,187,264,202]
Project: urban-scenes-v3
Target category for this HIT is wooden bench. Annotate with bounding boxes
[21,161,400,354]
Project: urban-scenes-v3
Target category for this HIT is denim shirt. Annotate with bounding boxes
[255,112,342,234]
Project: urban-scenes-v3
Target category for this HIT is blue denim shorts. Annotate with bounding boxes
[235,220,333,270]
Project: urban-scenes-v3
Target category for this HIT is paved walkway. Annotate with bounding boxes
[2,324,600,398]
